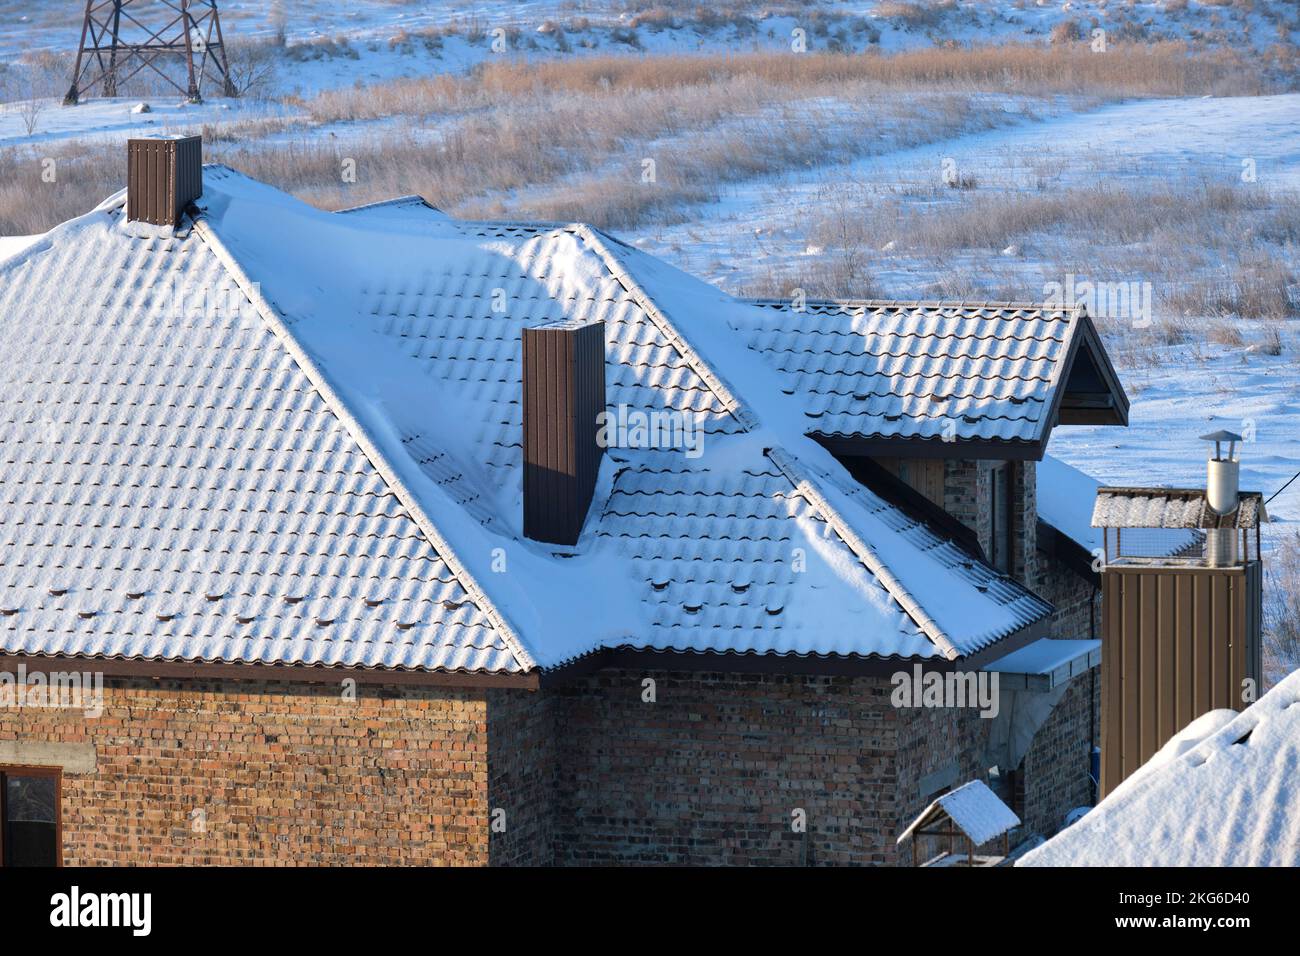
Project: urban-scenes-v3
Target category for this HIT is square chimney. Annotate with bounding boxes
[522,318,607,546]
[127,136,203,228]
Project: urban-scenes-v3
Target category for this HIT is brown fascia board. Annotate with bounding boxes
[0,654,539,691]
[536,618,1052,687]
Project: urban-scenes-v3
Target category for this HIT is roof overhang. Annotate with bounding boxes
[1037,518,1100,585]
[0,654,539,690]
[1050,309,1129,427]
[981,638,1101,692]
[537,617,1053,686]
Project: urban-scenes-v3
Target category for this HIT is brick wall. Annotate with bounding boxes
[1012,460,1039,585]
[0,664,1100,866]
[942,459,1038,588]
[487,687,555,866]
[550,669,901,865]
[1019,670,1099,836]
[1036,556,1100,640]
[0,675,491,865]
[894,698,991,865]
[944,459,990,555]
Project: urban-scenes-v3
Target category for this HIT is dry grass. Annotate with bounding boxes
[771,178,1300,338]
[295,42,1272,126]
[874,1,957,30]
[1264,531,1300,685]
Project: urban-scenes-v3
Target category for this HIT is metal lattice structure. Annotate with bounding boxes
[64,0,237,105]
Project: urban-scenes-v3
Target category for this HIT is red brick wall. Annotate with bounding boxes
[0,664,1100,865]
[0,675,491,865]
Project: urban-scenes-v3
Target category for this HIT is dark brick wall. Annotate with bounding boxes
[487,688,556,866]
[1020,670,1099,836]
[894,701,991,865]
[549,670,900,865]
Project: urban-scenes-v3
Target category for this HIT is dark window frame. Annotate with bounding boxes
[0,765,63,868]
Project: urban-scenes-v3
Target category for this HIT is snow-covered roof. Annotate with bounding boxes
[740,298,1126,454]
[898,779,1021,847]
[983,638,1101,691]
[1093,487,1268,529]
[1019,669,1300,867]
[1037,455,1101,554]
[0,166,1055,675]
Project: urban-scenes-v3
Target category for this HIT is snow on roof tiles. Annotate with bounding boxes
[0,167,1058,674]
[0,206,526,674]
[1018,669,1300,866]
[739,299,1080,445]
[1092,487,1268,529]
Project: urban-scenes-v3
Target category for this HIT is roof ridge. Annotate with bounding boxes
[335,195,438,215]
[192,219,537,674]
[764,446,962,661]
[573,224,761,432]
[743,296,1081,312]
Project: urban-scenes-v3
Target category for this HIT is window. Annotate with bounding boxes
[0,767,61,867]
[990,463,1012,573]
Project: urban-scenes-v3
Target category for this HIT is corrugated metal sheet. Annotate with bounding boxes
[739,299,1077,443]
[1092,487,1268,529]
[1100,562,1262,796]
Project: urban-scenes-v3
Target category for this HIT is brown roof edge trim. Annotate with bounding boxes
[538,620,1050,687]
[0,654,539,690]
[811,434,1046,461]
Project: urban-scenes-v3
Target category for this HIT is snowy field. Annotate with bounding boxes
[1,0,1298,672]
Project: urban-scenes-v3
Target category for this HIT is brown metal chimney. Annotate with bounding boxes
[522,318,607,545]
[1093,436,1267,797]
[127,136,203,228]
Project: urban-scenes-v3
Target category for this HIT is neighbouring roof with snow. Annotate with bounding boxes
[1019,668,1300,867]
[1093,487,1268,529]
[740,298,1127,457]
[1037,455,1101,554]
[0,165,1056,676]
[898,779,1021,848]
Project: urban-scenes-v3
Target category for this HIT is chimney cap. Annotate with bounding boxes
[1200,429,1243,462]
[1200,429,1243,443]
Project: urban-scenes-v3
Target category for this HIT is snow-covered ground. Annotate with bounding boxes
[625,93,1300,288]
[0,0,1295,105]
[1,0,1294,61]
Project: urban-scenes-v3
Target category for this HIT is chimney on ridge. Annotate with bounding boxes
[127,135,203,228]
